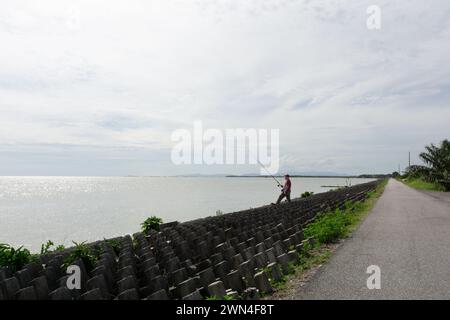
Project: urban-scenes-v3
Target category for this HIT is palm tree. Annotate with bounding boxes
[419,139,450,190]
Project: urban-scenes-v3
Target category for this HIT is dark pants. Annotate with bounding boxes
[276,191,291,204]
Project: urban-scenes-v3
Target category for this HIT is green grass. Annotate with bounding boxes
[263,246,333,294]
[0,244,32,272]
[304,179,388,245]
[62,241,99,272]
[1,240,67,272]
[40,240,65,255]
[403,178,446,192]
[304,208,349,244]
[294,246,333,277]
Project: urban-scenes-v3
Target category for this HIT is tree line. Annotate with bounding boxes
[394,139,450,191]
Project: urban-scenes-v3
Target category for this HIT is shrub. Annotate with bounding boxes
[105,238,121,254]
[62,241,98,272]
[141,216,163,233]
[304,209,349,244]
[55,245,66,251]
[0,244,32,272]
[40,240,65,255]
[40,240,54,255]
[301,191,314,198]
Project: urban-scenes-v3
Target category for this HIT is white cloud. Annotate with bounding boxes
[0,0,449,175]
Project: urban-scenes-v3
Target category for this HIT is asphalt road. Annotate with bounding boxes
[295,179,450,299]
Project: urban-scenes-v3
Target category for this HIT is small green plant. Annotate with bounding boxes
[269,275,287,290]
[301,191,314,198]
[216,210,224,216]
[62,241,98,272]
[40,240,65,255]
[40,240,54,255]
[141,216,163,233]
[260,266,270,274]
[287,261,297,272]
[301,240,313,254]
[0,243,32,272]
[105,238,121,254]
[260,265,289,291]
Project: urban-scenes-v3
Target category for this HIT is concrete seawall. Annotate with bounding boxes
[0,180,382,300]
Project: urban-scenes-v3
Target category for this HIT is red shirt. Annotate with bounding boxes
[283,179,291,193]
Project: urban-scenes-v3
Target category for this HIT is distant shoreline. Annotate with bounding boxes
[226,175,388,179]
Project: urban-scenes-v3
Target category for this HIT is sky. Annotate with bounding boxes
[0,0,449,176]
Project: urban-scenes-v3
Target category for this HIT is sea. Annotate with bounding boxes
[0,176,375,252]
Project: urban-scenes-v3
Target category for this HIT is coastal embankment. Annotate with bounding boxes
[0,180,383,300]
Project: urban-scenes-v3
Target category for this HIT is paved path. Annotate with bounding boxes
[420,189,450,204]
[295,179,450,299]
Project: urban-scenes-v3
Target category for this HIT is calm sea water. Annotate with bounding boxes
[0,176,374,252]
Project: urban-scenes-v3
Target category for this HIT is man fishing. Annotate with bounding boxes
[255,159,292,205]
[276,174,292,204]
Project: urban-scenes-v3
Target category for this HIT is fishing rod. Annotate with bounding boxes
[256,158,283,188]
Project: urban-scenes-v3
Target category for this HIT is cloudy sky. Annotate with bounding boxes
[0,0,449,176]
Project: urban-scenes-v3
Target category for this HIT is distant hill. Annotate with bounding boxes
[227,171,351,178]
[227,172,390,178]
[288,171,349,177]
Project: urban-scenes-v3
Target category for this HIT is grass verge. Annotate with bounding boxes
[264,179,388,299]
[402,177,446,192]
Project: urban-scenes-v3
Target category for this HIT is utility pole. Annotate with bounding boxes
[408,152,411,168]
[398,164,401,174]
